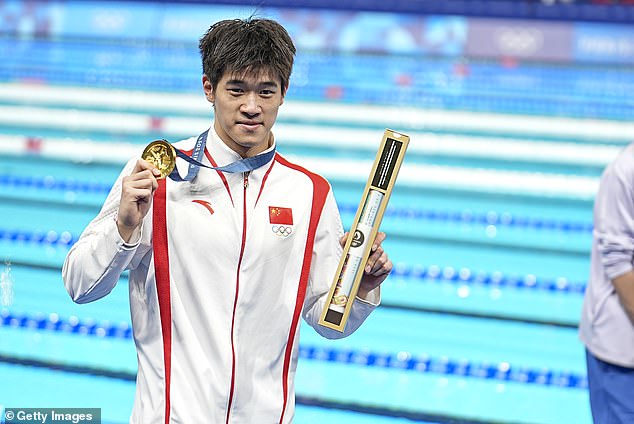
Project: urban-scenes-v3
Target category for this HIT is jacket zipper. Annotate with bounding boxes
[225,171,250,423]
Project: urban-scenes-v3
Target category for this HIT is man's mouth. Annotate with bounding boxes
[238,121,262,130]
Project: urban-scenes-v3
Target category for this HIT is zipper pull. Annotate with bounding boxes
[243,171,250,189]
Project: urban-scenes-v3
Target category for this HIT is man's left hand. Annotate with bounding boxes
[339,231,392,300]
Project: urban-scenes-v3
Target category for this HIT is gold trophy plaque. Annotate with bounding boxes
[319,129,409,332]
[142,139,176,179]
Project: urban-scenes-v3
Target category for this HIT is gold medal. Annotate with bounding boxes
[142,139,176,179]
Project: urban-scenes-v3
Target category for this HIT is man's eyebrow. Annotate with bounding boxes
[259,81,279,87]
[225,79,279,87]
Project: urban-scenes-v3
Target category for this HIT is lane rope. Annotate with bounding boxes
[0,173,592,233]
[0,309,587,389]
[0,227,587,294]
[391,263,586,294]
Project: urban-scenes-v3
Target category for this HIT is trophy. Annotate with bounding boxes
[319,129,409,332]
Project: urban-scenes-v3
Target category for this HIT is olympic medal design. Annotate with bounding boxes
[142,139,176,179]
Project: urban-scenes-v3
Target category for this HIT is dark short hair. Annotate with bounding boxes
[199,18,296,96]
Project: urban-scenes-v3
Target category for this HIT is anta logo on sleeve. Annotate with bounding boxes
[269,206,293,238]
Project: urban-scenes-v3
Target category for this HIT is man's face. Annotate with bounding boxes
[203,70,285,158]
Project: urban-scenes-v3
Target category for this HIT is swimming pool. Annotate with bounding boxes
[2,33,629,423]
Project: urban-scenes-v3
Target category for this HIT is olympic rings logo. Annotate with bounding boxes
[494,26,544,55]
[272,225,293,238]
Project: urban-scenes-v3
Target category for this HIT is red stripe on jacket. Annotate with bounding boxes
[152,179,172,424]
[274,153,331,423]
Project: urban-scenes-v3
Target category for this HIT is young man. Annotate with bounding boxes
[63,18,392,423]
[579,143,634,423]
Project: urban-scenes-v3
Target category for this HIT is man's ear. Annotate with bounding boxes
[280,83,288,106]
[202,75,214,104]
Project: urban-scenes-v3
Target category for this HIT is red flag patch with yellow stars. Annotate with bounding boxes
[269,206,293,225]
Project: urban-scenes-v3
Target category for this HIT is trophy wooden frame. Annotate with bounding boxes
[319,129,409,332]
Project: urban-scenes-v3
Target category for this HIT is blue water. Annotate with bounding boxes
[0,153,592,423]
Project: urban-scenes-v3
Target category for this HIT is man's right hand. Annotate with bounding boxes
[116,159,161,243]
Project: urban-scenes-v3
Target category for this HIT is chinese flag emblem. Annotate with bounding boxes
[269,206,293,225]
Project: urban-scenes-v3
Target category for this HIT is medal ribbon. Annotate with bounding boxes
[168,129,275,181]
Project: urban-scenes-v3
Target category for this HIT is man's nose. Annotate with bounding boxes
[241,92,260,115]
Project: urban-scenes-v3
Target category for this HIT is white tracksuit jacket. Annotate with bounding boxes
[62,127,380,423]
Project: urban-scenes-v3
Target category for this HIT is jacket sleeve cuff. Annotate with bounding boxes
[105,217,141,268]
[355,287,381,307]
[111,215,143,249]
[606,263,634,281]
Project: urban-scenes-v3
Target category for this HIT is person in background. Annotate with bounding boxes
[62,18,392,423]
[579,143,634,424]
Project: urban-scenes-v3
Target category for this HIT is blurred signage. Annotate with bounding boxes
[60,1,160,38]
[0,1,469,56]
[157,4,261,42]
[465,18,573,61]
[0,0,61,38]
[574,23,634,64]
[1,0,633,65]
[305,13,468,55]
